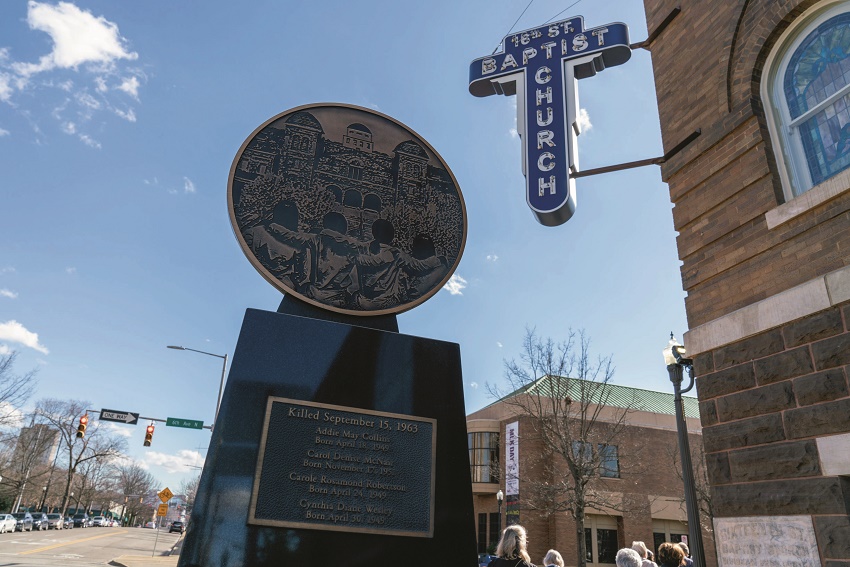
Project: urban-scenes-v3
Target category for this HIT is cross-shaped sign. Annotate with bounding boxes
[469,16,631,226]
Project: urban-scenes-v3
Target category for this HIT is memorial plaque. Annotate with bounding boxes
[714,516,822,567]
[228,103,467,317]
[248,398,436,537]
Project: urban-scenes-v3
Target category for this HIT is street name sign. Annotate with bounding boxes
[158,487,173,503]
[166,417,204,429]
[469,16,631,226]
[99,408,139,425]
[157,503,168,517]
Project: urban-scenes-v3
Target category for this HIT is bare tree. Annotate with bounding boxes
[0,352,37,433]
[0,414,59,511]
[665,439,714,536]
[34,399,126,516]
[489,329,636,567]
[178,473,200,512]
[113,461,159,524]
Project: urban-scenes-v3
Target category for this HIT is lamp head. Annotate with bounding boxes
[663,334,693,366]
[496,489,504,502]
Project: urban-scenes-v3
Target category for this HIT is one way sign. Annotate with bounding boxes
[99,408,140,425]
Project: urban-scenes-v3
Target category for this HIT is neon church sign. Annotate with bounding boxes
[469,16,631,226]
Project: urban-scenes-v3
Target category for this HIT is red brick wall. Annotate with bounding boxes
[470,416,717,566]
[643,0,850,328]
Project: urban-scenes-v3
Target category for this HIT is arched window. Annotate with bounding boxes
[765,2,850,199]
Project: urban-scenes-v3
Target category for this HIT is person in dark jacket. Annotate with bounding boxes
[488,525,536,567]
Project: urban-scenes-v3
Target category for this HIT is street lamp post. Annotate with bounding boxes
[167,346,228,430]
[496,489,504,534]
[663,334,707,567]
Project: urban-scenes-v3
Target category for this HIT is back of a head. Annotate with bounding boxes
[676,542,690,557]
[631,541,648,559]
[616,548,643,567]
[543,549,563,567]
[657,543,685,567]
[496,525,531,563]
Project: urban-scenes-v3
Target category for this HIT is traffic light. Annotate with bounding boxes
[76,415,88,438]
[143,424,155,447]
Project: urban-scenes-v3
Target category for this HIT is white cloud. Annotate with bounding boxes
[78,134,100,148]
[61,121,75,134]
[13,1,138,77]
[497,342,503,348]
[144,449,204,473]
[469,382,478,389]
[75,91,100,110]
[0,345,10,356]
[0,320,49,354]
[183,177,196,194]
[0,402,25,429]
[0,289,18,299]
[0,74,12,102]
[114,107,136,122]
[100,422,133,438]
[443,274,467,296]
[0,128,9,137]
[0,267,15,274]
[94,76,107,93]
[117,76,139,98]
[577,108,592,133]
[486,254,499,262]
[65,267,76,274]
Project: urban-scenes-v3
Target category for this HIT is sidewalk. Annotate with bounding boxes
[109,533,184,567]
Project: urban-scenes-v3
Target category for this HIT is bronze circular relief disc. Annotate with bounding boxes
[228,103,467,317]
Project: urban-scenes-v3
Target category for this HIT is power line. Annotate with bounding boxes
[493,0,536,54]
[544,0,583,24]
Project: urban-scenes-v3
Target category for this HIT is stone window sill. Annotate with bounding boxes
[766,167,850,229]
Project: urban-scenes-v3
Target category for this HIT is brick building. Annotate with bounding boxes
[643,0,850,564]
[467,378,715,567]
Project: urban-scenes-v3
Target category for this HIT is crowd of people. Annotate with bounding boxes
[487,525,695,567]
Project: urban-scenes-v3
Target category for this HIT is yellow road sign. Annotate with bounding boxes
[157,503,168,517]
[158,487,173,502]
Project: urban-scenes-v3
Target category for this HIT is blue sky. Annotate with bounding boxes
[0,0,687,491]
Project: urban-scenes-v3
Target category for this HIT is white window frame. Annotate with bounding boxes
[584,514,619,567]
[762,0,850,200]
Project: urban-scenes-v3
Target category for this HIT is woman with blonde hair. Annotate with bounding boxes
[488,525,536,567]
[542,549,564,567]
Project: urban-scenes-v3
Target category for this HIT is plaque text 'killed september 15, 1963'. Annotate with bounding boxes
[249,398,437,537]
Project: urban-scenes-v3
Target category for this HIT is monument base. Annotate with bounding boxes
[178,307,477,567]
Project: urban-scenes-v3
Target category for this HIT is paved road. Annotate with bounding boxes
[0,526,180,567]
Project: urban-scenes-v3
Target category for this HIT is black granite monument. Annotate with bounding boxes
[178,104,476,566]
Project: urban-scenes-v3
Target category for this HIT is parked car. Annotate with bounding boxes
[46,513,63,530]
[144,521,156,528]
[478,554,498,567]
[91,516,107,527]
[72,513,89,528]
[63,516,74,529]
[168,520,185,534]
[31,513,48,531]
[0,514,16,534]
[12,512,33,532]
